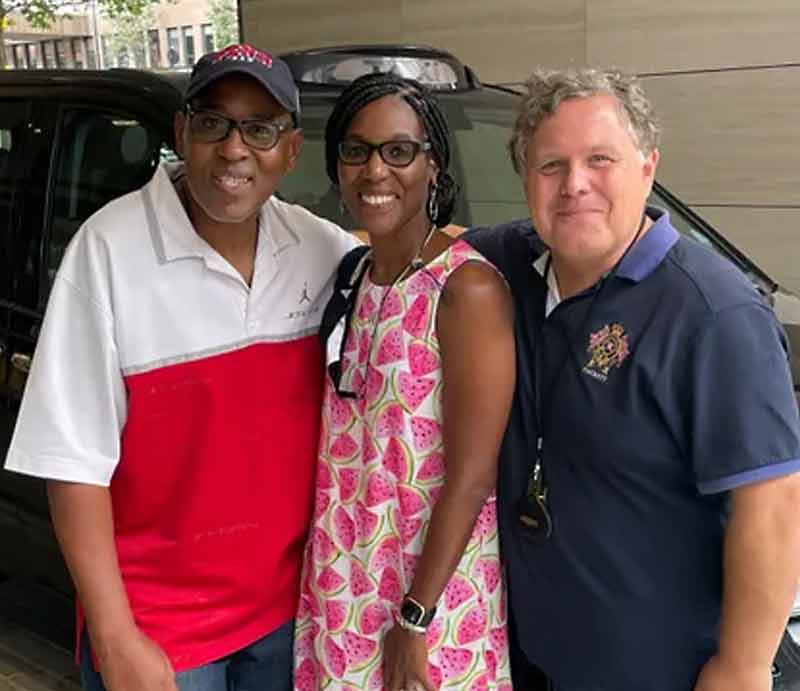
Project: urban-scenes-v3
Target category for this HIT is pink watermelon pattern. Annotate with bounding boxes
[327,388,353,430]
[294,241,511,689]
[350,560,375,597]
[330,433,359,460]
[402,293,430,338]
[358,601,390,636]
[325,599,350,632]
[374,402,404,437]
[379,288,404,320]
[408,342,438,377]
[395,371,436,412]
[381,436,410,481]
[416,451,445,483]
[375,325,404,366]
[455,601,489,645]
[338,468,360,503]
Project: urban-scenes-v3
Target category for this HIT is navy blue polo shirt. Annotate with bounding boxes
[466,210,800,691]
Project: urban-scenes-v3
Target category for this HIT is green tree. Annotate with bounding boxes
[208,0,237,52]
[105,4,154,67]
[1,0,156,67]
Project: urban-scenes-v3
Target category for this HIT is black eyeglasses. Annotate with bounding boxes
[185,106,293,150]
[338,139,432,168]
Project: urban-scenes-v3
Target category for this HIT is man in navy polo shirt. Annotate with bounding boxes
[466,67,800,691]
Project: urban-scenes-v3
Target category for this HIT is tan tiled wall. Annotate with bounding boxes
[586,2,800,296]
[241,0,800,294]
[585,0,800,74]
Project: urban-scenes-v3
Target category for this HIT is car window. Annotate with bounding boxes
[0,99,47,415]
[0,102,31,303]
[47,109,165,285]
[450,101,528,227]
[648,188,716,250]
[647,186,769,290]
[279,99,352,228]
[0,100,47,311]
[0,101,30,407]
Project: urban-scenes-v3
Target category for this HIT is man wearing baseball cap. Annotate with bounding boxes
[5,43,357,691]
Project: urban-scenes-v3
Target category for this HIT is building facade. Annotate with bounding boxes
[3,0,231,71]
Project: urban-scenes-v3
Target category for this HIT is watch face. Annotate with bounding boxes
[400,599,424,626]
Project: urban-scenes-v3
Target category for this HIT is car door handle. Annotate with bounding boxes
[9,352,32,393]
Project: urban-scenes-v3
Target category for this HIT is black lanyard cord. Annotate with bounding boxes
[530,212,648,494]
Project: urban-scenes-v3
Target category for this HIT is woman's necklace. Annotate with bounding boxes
[372,224,437,287]
[357,225,438,397]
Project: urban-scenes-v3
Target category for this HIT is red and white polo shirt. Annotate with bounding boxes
[5,162,357,670]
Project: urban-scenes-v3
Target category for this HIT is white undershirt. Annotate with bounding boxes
[533,251,561,317]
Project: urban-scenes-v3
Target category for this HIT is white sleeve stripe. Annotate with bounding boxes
[4,448,114,487]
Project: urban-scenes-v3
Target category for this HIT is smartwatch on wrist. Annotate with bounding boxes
[399,596,436,630]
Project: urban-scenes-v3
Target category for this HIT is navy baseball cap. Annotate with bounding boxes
[185,44,300,117]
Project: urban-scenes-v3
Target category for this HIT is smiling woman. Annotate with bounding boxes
[335,94,435,262]
[292,73,517,691]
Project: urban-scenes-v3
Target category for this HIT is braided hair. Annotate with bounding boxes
[325,72,458,228]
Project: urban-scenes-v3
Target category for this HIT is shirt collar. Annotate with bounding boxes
[615,206,679,282]
[144,161,300,264]
[533,252,561,316]
[531,206,678,314]
[532,205,678,285]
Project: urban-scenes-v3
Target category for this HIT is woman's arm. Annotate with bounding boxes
[407,260,515,607]
[384,260,515,691]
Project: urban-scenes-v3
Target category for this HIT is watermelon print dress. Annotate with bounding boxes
[294,240,512,691]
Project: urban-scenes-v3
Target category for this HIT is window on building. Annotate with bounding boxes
[181,25,195,66]
[202,24,214,54]
[133,34,147,67]
[166,27,180,67]
[12,45,28,69]
[26,43,41,69]
[85,38,97,69]
[55,39,71,68]
[100,36,113,67]
[117,45,130,68]
[72,38,85,69]
[148,29,161,68]
[42,41,56,68]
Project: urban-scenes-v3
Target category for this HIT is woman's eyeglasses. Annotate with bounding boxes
[185,106,293,150]
[338,139,431,168]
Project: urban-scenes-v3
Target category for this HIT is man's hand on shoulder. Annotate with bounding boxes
[94,628,178,691]
[694,654,772,691]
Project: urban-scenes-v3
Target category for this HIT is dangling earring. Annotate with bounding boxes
[338,195,346,217]
[426,181,439,223]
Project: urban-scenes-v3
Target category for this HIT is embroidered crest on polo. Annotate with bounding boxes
[213,44,273,68]
[583,322,630,382]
